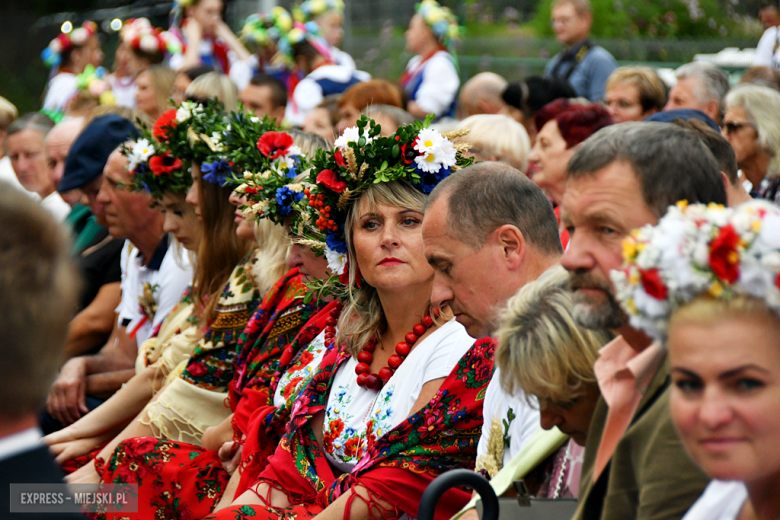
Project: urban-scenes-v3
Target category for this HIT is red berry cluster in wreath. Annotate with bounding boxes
[304,189,338,232]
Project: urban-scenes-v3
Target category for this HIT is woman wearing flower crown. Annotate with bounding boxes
[205,117,494,520]
[612,200,780,520]
[108,18,182,108]
[229,8,295,92]
[400,0,460,120]
[78,125,338,520]
[46,103,279,477]
[280,21,370,127]
[168,0,252,75]
[42,21,104,113]
[294,0,355,71]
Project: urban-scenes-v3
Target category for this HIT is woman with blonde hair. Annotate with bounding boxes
[186,71,238,109]
[612,201,780,519]
[453,114,532,172]
[721,84,780,203]
[603,66,666,123]
[208,118,493,520]
[134,64,176,120]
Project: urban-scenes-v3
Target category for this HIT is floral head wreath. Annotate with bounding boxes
[612,200,780,341]
[275,21,332,67]
[293,0,344,22]
[225,110,309,223]
[75,65,116,106]
[240,8,294,48]
[294,115,472,299]
[151,100,230,185]
[122,117,191,199]
[416,0,462,49]
[41,21,98,68]
[121,18,181,56]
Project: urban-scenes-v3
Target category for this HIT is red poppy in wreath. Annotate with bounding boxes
[709,224,741,284]
[640,268,668,300]
[153,109,177,141]
[149,151,182,176]
[257,131,293,159]
[316,169,347,193]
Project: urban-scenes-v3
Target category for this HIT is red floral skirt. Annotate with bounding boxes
[94,437,230,520]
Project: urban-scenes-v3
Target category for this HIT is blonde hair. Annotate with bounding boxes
[669,294,780,340]
[140,65,176,117]
[0,96,18,131]
[496,265,611,404]
[252,217,291,296]
[453,114,531,171]
[83,105,152,127]
[605,66,667,113]
[725,84,780,178]
[336,180,429,355]
[186,72,238,112]
[288,128,333,156]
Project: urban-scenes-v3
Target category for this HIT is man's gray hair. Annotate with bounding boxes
[567,122,727,217]
[426,162,563,256]
[674,62,730,112]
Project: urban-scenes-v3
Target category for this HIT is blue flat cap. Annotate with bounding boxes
[643,109,720,133]
[59,114,139,193]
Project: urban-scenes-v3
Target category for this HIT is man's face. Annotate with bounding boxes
[664,77,719,122]
[96,150,155,239]
[759,7,780,30]
[423,196,515,338]
[239,84,284,122]
[44,122,81,206]
[551,2,591,47]
[560,161,657,330]
[80,175,107,225]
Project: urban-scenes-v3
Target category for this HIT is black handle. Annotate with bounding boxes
[417,469,499,520]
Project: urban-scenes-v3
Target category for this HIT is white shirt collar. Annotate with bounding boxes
[0,427,43,462]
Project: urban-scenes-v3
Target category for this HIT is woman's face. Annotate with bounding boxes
[189,0,223,35]
[228,189,257,240]
[604,82,652,123]
[669,313,780,484]
[528,120,576,204]
[160,192,201,251]
[135,71,159,119]
[302,107,335,143]
[316,11,344,47]
[722,105,761,166]
[113,42,132,77]
[126,51,151,77]
[405,15,435,55]
[350,199,433,293]
[172,72,193,107]
[86,36,104,68]
[336,103,361,135]
[185,163,202,219]
[7,129,52,196]
[539,384,601,446]
[288,241,330,281]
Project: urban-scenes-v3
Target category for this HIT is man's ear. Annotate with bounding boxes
[493,224,526,270]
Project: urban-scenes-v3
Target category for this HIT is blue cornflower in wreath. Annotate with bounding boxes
[275,185,305,215]
[325,228,348,254]
[414,166,451,194]
[202,159,234,186]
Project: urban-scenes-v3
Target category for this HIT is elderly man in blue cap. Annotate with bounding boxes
[41,114,193,433]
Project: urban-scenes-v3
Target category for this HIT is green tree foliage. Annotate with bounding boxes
[531,0,743,38]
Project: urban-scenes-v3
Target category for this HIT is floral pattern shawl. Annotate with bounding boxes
[256,337,496,520]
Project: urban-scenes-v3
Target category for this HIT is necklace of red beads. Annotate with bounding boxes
[321,305,439,392]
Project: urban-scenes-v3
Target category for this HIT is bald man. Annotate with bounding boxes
[44,119,83,206]
[459,72,508,118]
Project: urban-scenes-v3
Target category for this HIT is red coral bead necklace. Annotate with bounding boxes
[321,307,439,392]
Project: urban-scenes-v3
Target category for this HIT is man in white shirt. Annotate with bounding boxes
[0,187,85,519]
[422,162,565,487]
[41,149,192,433]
